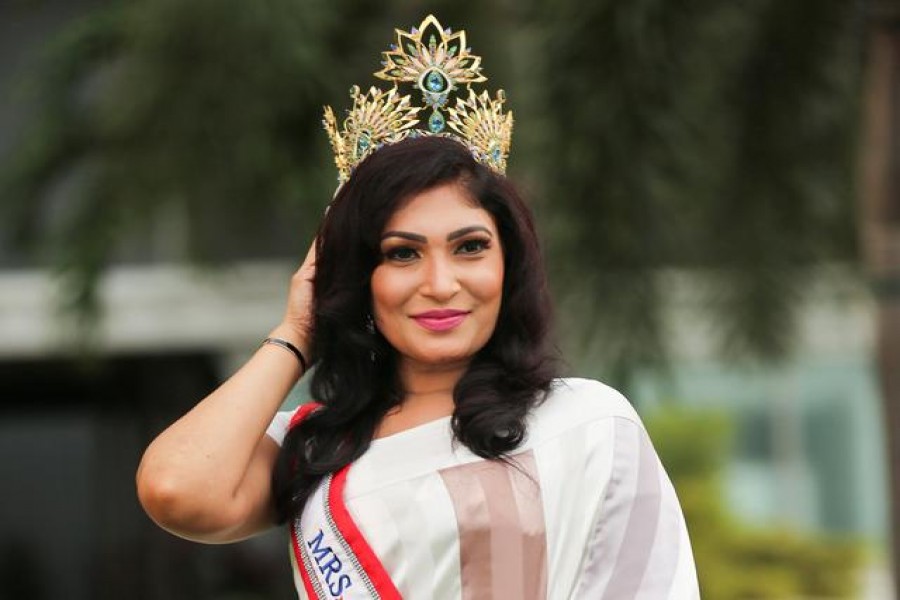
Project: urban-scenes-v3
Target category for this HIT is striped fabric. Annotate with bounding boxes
[439,451,547,600]
[267,378,700,599]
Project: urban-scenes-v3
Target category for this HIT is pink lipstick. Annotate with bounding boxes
[412,309,469,332]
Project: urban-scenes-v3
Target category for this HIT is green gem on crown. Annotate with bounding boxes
[356,132,371,157]
[428,110,446,133]
[425,70,447,93]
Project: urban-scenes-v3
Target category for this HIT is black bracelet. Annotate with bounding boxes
[262,337,308,372]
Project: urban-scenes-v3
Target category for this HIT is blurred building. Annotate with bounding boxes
[628,269,888,541]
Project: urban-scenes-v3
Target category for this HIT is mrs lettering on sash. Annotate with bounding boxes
[307,529,354,597]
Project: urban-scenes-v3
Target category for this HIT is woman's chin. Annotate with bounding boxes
[402,351,475,370]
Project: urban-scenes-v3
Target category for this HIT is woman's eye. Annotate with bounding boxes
[456,239,490,255]
[384,246,419,262]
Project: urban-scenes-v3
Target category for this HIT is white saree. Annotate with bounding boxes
[266,378,700,599]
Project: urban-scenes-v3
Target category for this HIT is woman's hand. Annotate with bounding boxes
[272,240,317,354]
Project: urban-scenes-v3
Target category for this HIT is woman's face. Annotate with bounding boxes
[371,182,504,372]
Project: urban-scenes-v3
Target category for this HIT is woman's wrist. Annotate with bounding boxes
[261,337,307,373]
[266,323,311,362]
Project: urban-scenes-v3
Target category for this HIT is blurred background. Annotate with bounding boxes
[0,0,896,598]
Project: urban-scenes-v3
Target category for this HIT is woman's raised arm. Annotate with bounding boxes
[135,242,316,543]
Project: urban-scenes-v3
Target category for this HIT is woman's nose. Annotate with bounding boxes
[420,256,461,300]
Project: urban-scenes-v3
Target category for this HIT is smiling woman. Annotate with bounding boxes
[295,136,553,475]
[136,14,699,599]
[372,182,505,374]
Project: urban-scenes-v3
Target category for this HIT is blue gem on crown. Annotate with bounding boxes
[428,111,446,133]
[426,71,446,93]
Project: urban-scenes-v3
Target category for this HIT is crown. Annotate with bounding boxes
[323,15,513,185]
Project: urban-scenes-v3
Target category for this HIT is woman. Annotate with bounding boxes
[137,15,699,599]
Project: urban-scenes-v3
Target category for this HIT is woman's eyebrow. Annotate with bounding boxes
[447,225,492,241]
[381,231,427,243]
[381,225,493,243]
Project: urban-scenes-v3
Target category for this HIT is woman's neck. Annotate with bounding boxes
[373,360,465,439]
[398,358,467,402]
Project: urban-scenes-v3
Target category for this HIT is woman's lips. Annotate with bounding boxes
[412,309,469,332]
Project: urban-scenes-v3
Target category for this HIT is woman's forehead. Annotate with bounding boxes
[383,183,495,233]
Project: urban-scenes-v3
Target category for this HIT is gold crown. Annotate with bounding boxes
[323,15,513,184]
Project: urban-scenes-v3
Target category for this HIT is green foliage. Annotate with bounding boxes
[707,528,866,599]
[526,0,861,378]
[646,408,866,599]
[2,0,346,320]
[0,1,862,366]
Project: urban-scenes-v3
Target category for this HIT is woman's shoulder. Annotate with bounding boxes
[528,377,644,437]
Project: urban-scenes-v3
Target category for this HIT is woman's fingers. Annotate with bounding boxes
[279,239,317,347]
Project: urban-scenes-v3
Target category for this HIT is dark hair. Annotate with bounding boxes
[272,136,557,521]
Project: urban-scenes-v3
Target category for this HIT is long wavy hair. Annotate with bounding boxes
[272,136,558,521]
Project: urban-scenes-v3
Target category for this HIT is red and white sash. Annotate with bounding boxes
[288,405,402,600]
